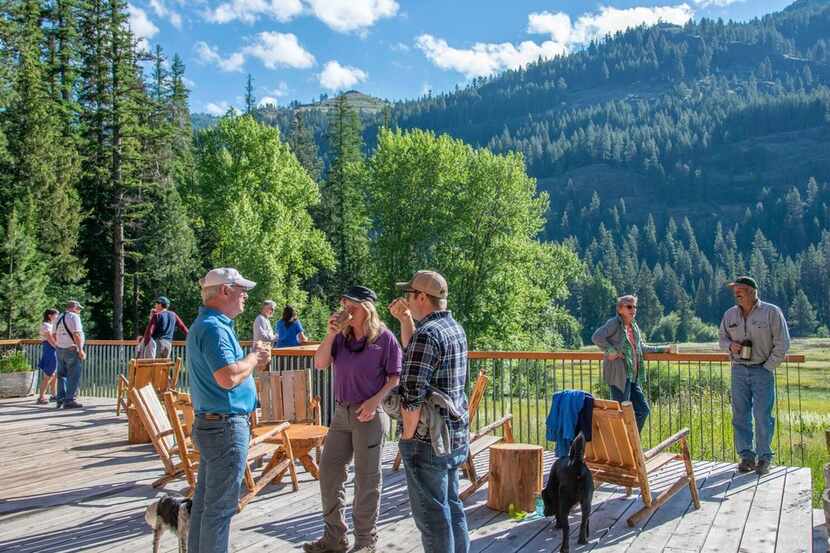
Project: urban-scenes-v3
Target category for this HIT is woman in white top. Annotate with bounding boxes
[36,309,60,404]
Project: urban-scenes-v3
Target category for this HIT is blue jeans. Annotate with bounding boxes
[188,415,250,553]
[399,439,469,553]
[731,364,775,462]
[56,347,83,403]
[610,379,650,432]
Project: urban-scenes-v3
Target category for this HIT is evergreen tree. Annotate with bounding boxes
[2,0,84,302]
[316,93,369,298]
[288,110,322,182]
[245,73,255,114]
[0,204,49,338]
[789,290,818,337]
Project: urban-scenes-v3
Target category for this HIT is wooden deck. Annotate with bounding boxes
[0,397,825,553]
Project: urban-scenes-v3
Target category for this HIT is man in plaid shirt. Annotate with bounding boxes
[389,270,469,553]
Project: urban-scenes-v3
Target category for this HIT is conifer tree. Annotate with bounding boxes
[789,290,818,337]
[316,94,369,298]
[288,110,322,182]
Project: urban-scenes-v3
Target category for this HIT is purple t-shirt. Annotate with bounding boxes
[331,327,402,403]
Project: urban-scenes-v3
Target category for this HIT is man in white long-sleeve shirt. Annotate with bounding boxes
[253,300,277,345]
[718,276,790,476]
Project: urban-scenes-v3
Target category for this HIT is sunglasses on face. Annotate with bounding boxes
[622,305,637,310]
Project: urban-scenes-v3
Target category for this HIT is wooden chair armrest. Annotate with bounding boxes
[644,427,689,460]
[310,396,321,425]
[250,421,290,446]
[470,414,513,442]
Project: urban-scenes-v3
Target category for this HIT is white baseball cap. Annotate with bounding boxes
[199,268,256,290]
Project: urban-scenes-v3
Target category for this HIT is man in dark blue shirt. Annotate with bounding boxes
[187,268,269,553]
[139,296,189,358]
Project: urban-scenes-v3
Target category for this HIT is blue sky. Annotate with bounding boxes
[126,0,796,114]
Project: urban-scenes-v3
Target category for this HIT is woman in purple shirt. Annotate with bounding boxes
[305,285,402,553]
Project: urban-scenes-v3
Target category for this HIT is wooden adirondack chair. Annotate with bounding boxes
[128,384,189,489]
[391,369,514,501]
[116,358,181,416]
[584,398,701,527]
[162,390,299,510]
[256,370,328,479]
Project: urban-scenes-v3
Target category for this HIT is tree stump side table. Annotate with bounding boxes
[486,443,543,513]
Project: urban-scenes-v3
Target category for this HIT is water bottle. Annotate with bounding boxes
[535,495,544,518]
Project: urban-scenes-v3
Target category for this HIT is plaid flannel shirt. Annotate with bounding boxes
[399,310,469,452]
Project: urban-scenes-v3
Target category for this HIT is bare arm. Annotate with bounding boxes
[298,331,308,344]
[388,298,415,348]
[356,375,401,422]
[213,352,260,390]
[313,314,339,370]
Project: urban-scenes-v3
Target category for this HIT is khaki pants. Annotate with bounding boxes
[319,401,389,546]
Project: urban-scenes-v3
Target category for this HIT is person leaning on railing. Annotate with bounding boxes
[592,294,671,433]
[718,275,790,476]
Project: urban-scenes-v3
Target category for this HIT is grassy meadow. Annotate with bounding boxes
[467,338,830,507]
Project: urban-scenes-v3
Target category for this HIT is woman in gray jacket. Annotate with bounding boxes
[592,294,671,432]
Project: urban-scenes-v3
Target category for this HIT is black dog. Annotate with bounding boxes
[144,494,192,553]
[542,432,594,552]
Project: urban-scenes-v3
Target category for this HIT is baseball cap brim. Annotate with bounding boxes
[235,277,256,290]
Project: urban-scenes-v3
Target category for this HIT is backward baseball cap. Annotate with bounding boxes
[396,270,448,299]
[199,267,256,290]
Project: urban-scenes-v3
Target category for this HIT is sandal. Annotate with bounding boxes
[36,398,49,405]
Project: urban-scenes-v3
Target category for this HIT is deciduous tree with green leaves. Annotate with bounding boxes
[190,114,334,335]
[361,128,581,349]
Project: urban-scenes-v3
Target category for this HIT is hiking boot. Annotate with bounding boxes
[755,459,770,475]
[737,458,755,473]
[302,537,349,553]
[63,401,83,409]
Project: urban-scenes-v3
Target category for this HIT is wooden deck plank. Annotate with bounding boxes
[699,468,764,552]
[0,397,816,553]
[738,466,788,553]
[622,462,719,553]
[662,462,739,552]
[775,468,812,553]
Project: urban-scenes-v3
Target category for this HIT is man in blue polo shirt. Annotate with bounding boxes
[187,267,269,553]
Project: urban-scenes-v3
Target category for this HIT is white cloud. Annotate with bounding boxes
[319,60,368,90]
[149,0,183,29]
[563,4,694,45]
[419,4,695,79]
[258,96,279,107]
[415,34,566,79]
[205,101,233,115]
[194,41,245,72]
[204,0,302,24]
[527,11,573,44]
[264,81,290,97]
[127,4,159,50]
[693,0,744,7]
[305,0,398,33]
[241,32,315,69]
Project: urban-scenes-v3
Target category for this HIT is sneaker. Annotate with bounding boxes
[62,401,83,409]
[49,396,57,402]
[755,459,770,475]
[737,458,756,473]
[55,401,63,409]
[302,538,349,553]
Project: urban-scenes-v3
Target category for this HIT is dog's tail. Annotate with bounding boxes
[569,431,586,467]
